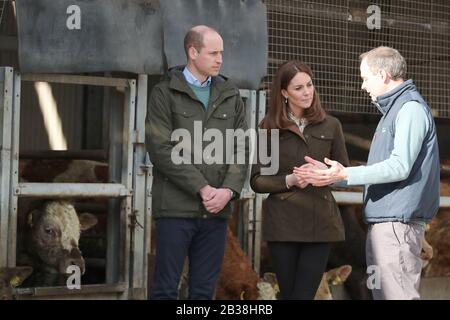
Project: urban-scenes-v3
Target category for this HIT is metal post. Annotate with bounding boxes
[235,89,258,264]
[106,86,123,285]
[247,91,257,264]
[130,74,148,299]
[144,153,153,297]
[120,79,136,299]
[0,67,13,267]
[252,90,267,275]
[7,70,21,267]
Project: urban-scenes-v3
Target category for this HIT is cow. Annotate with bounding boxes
[423,208,450,277]
[15,158,107,287]
[173,226,278,300]
[19,159,108,183]
[314,265,352,300]
[216,226,260,300]
[17,200,98,287]
[155,224,354,300]
[257,272,279,300]
[423,167,450,276]
[216,227,352,300]
[0,266,33,300]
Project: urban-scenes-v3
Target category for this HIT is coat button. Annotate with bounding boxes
[324,195,327,199]
[223,114,227,118]
[280,196,285,200]
[203,214,207,218]
[321,135,325,138]
[305,134,309,138]
[213,104,216,108]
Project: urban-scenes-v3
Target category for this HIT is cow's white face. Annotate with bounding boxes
[29,201,97,275]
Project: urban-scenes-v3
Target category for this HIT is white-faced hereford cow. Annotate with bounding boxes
[17,200,97,287]
[15,158,106,287]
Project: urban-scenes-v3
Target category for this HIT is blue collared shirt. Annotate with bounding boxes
[183,67,211,88]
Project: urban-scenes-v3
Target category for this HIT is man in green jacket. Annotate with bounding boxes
[146,25,248,299]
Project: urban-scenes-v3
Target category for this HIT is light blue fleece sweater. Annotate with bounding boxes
[344,80,440,223]
[346,101,428,185]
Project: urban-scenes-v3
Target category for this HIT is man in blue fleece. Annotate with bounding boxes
[296,46,440,300]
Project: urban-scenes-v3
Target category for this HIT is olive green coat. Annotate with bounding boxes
[250,115,349,242]
[146,67,248,219]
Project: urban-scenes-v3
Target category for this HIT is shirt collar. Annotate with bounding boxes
[183,67,211,88]
[288,112,307,124]
[288,112,308,132]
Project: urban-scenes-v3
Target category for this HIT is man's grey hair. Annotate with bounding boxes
[359,46,407,80]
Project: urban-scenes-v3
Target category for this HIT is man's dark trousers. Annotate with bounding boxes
[151,217,228,300]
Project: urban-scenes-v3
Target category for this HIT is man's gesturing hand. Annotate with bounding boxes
[293,156,347,186]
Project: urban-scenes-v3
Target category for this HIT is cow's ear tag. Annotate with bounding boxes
[10,276,21,288]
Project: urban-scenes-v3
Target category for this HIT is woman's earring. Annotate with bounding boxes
[284,97,288,104]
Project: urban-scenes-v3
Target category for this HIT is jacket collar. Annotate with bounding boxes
[168,66,236,102]
[284,123,305,141]
[182,67,212,88]
[373,79,416,115]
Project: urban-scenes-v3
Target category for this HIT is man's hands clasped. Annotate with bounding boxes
[199,185,233,214]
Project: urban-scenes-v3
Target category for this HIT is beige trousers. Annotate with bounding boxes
[366,221,424,300]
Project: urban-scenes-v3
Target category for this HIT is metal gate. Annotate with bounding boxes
[0,67,151,299]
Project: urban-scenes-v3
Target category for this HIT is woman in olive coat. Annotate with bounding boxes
[250,61,349,300]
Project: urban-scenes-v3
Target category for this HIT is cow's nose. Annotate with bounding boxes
[60,248,86,274]
[61,259,85,275]
[70,261,85,275]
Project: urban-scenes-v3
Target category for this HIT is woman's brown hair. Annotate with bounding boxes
[260,61,326,130]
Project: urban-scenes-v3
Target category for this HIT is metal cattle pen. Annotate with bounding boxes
[0,67,151,299]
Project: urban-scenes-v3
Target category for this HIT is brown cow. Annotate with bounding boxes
[20,159,108,183]
[216,227,356,300]
[422,176,450,277]
[215,226,260,300]
[423,209,450,277]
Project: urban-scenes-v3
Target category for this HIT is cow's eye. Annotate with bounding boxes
[45,227,55,236]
